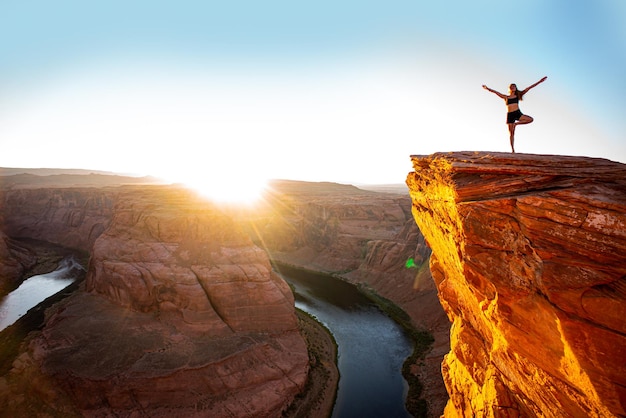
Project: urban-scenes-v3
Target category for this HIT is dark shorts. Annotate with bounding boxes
[507,109,523,124]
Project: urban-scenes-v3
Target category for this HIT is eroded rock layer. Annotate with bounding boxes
[0,186,308,417]
[406,152,626,418]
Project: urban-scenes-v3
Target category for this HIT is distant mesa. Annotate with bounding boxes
[0,167,165,188]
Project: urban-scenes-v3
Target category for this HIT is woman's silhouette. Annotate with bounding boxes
[483,76,547,152]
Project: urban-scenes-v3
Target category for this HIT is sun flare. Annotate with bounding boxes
[150,153,270,206]
[180,175,268,205]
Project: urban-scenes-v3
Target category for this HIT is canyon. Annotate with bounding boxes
[4,151,623,417]
[407,152,626,417]
[249,180,451,414]
[0,176,448,416]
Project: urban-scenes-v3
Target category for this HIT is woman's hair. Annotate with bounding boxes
[510,83,524,100]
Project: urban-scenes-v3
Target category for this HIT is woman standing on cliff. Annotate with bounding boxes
[482,76,547,153]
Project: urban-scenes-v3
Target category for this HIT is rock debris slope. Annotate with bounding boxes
[406,151,626,417]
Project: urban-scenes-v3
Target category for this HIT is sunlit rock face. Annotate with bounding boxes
[0,186,308,417]
[406,152,626,417]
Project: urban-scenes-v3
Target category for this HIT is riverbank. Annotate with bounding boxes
[274,261,435,416]
[283,309,339,418]
[0,281,76,375]
[0,241,87,375]
[1,239,84,298]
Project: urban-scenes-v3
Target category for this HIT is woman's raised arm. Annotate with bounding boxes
[482,85,507,99]
[521,76,547,94]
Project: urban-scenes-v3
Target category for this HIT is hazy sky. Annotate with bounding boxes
[1,0,624,189]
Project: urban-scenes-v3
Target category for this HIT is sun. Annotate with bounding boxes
[146,148,270,206]
[179,174,268,206]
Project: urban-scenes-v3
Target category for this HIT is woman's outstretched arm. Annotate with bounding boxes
[482,85,507,99]
[521,76,547,94]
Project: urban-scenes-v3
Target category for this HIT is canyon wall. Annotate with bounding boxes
[0,186,308,417]
[252,181,446,328]
[1,187,116,251]
[0,187,115,294]
[406,152,626,417]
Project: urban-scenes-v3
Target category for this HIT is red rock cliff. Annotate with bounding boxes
[406,152,626,417]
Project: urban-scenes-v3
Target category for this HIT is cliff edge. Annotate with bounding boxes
[406,152,626,417]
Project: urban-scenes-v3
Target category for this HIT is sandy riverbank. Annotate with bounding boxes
[283,309,339,418]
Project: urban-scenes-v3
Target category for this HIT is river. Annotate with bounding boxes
[276,265,413,418]
[0,256,85,331]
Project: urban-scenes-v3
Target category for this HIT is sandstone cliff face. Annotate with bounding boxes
[0,186,308,417]
[407,152,626,417]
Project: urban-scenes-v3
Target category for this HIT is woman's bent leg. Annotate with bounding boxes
[516,115,534,125]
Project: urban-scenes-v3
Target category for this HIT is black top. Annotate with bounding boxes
[506,95,519,105]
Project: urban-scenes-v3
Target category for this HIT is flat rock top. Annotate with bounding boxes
[409,151,626,203]
[411,151,625,174]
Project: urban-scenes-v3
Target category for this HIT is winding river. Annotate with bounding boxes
[276,265,413,418]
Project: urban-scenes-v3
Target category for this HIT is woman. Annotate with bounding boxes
[482,76,547,153]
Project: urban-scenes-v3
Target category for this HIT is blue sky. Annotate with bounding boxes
[1,1,624,191]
